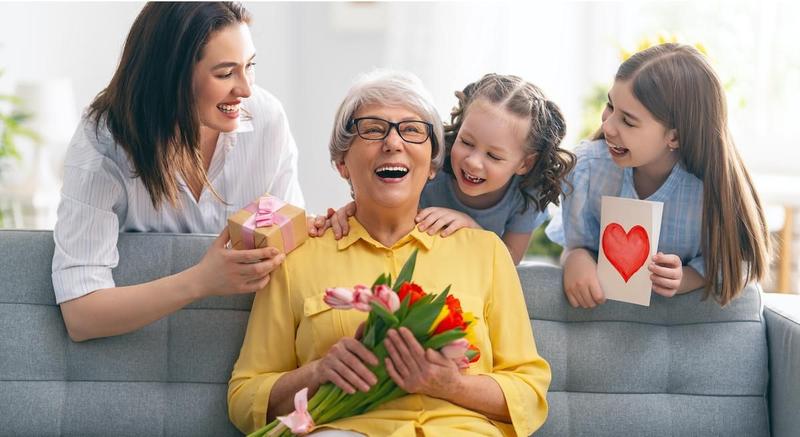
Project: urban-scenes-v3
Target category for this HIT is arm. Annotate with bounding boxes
[61,228,284,341]
[502,231,534,265]
[485,236,551,434]
[561,247,605,308]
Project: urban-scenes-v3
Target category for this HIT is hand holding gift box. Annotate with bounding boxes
[228,194,308,254]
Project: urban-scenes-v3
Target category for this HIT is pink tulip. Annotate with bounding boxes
[276,387,314,434]
[373,284,400,313]
[352,284,374,312]
[441,338,469,360]
[323,287,355,309]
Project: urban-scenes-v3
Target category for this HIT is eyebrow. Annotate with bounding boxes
[211,53,256,70]
[607,93,640,123]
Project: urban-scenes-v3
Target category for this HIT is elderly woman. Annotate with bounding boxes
[228,71,551,436]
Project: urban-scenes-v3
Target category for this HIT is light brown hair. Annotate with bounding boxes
[595,43,771,306]
[89,2,251,209]
[443,73,576,212]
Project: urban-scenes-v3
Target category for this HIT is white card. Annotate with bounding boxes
[597,196,664,306]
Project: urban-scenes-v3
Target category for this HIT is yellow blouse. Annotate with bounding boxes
[228,218,551,436]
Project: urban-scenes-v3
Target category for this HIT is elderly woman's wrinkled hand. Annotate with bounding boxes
[313,334,379,395]
[383,327,463,400]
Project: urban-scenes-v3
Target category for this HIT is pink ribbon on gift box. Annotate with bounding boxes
[240,195,297,251]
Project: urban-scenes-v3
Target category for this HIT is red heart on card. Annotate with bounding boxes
[601,223,650,283]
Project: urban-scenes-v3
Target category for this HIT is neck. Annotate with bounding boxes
[199,126,220,172]
[354,205,418,248]
[633,153,679,198]
[452,174,511,209]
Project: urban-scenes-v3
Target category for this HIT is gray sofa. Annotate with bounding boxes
[1,230,798,436]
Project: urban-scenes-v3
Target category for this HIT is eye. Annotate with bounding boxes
[623,118,634,127]
[401,124,423,134]
[460,138,474,147]
[487,153,502,161]
[605,101,613,111]
[218,71,234,79]
[246,62,256,71]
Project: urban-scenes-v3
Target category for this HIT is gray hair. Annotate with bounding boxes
[329,70,445,171]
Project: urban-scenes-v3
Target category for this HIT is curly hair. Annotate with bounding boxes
[442,73,575,212]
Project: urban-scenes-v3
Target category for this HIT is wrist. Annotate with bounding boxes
[440,373,468,402]
[177,266,207,301]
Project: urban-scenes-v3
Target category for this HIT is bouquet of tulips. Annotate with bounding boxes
[249,249,479,437]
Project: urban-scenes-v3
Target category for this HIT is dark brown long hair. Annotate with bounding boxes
[443,74,576,212]
[88,2,251,209]
[595,43,771,306]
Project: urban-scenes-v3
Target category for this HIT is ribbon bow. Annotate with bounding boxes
[254,196,285,228]
[275,387,314,435]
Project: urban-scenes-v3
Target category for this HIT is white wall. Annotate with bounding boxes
[2,1,799,218]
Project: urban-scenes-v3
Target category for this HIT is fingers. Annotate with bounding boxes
[331,207,351,240]
[229,246,281,264]
[324,339,378,394]
[652,252,681,268]
[648,262,681,280]
[307,215,330,237]
[354,322,366,340]
[385,328,424,376]
[214,226,231,248]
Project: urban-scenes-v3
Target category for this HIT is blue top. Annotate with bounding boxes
[420,173,548,237]
[546,139,706,276]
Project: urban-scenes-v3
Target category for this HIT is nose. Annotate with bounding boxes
[463,149,482,171]
[236,72,253,98]
[382,126,404,152]
[601,112,617,139]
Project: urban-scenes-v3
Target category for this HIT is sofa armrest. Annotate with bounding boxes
[763,293,800,437]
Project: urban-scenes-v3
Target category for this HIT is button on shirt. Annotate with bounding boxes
[52,85,305,304]
[546,139,706,277]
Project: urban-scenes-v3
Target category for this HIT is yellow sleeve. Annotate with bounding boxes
[484,237,552,436]
[227,261,297,434]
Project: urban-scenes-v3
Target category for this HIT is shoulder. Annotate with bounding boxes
[64,112,129,175]
[433,227,503,254]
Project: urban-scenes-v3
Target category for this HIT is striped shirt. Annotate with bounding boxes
[51,85,304,304]
[546,139,706,277]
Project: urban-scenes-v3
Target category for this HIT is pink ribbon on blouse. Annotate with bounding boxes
[240,195,296,251]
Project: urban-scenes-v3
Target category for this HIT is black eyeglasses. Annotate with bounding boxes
[348,117,433,144]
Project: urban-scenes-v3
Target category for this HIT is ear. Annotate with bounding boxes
[515,153,537,176]
[336,160,350,180]
[666,128,679,150]
[429,164,436,180]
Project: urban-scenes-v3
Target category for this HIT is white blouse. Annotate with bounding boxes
[51,85,304,304]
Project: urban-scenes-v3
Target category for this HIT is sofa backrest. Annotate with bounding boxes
[520,263,770,436]
[0,231,770,436]
[0,230,248,436]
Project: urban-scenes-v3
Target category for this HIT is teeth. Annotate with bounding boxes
[462,170,484,183]
[217,104,240,113]
[376,166,408,173]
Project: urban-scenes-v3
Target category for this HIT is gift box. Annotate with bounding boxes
[228,194,308,253]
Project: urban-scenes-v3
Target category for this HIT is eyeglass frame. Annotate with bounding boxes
[347,117,434,144]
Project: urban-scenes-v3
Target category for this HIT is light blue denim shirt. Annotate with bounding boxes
[546,139,706,277]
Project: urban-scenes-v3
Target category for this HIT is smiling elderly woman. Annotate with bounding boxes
[227,71,551,437]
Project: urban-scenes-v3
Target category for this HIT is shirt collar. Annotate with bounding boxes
[623,160,685,201]
[337,217,434,251]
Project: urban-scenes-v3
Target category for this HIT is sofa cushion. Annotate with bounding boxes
[519,263,769,437]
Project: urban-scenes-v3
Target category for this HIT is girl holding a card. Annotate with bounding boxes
[547,43,770,308]
[52,2,304,341]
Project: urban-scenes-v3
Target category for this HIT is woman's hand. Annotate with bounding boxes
[328,201,356,240]
[649,252,683,297]
[313,333,378,394]
[562,248,605,308]
[307,209,335,238]
[188,227,285,299]
[384,327,462,399]
[415,207,480,237]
